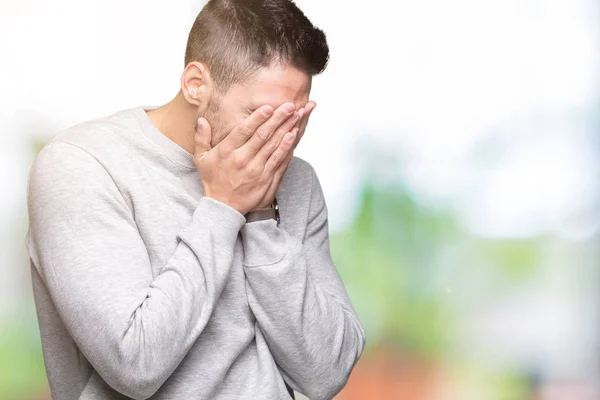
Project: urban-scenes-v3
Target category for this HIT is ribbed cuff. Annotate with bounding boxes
[178,196,246,247]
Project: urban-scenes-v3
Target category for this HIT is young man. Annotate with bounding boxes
[25,0,366,399]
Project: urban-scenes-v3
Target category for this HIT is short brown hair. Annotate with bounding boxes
[184,0,329,92]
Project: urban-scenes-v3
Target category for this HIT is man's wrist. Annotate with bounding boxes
[245,197,280,225]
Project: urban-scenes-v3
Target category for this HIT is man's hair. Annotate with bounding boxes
[185,0,329,92]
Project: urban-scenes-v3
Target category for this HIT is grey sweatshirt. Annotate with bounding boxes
[25,107,365,400]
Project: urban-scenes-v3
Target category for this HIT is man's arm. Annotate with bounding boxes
[240,163,366,400]
[26,141,246,400]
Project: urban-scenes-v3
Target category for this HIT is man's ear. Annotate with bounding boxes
[181,61,211,106]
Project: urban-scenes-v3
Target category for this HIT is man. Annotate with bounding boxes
[25,0,366,399]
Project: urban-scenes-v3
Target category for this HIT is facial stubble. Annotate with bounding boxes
[197,94,227,149]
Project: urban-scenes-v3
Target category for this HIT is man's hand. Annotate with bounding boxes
[250,100,317,211]
[292,101,316,150]
[193,102,302,215]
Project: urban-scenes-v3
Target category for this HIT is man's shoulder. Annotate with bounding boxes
[288,155,313,171]
[284,155,316,189]
[277,155,319,213]
[29,108,143,192]
[47,108,137,152]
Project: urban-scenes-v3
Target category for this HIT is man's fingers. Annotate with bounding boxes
[295,107,306,128]
[262,148,294,208]
[277,143,295,173]
[242,102,298,158]
[272,141,295,187]
[264,127,298,173]
[294,101,316,149]
[194,118,212,161]
[219,105,274,153]
[298,101,316,133]
[253,108,301,166]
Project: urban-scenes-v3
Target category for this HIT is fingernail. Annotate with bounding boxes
[285,131,296,142]
[284,103,295,113]
[261,106,274,116]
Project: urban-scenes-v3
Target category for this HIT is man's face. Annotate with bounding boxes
[200,63,312,149]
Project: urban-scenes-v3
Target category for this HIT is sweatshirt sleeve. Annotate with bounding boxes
[239,164,366,400]
[25,142,246,400]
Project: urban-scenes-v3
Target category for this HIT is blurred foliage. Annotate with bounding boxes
[331,172,546,363]
[0,137,51,399]
[0,319,48,400]
[474,239,544,280]
[445,360,535,400]
[331,181,457,358]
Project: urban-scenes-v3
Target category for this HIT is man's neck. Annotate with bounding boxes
[146,91,197,155]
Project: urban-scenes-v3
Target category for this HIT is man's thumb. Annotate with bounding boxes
[194,117,212,159]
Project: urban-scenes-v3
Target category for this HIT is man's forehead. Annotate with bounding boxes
[237,64,311,108]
